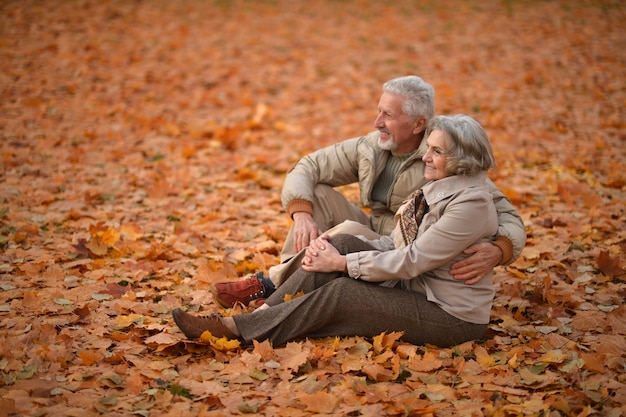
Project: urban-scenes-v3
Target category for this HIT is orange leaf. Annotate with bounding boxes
[581,352,606,373]
[408,351,443,372]
[100,227,120,246]
[372,331,403,353]
[297,391,338,414]
[361,363,395,382]
[283,290,304,302]
[78,350,100,366]
[252,339,275,362]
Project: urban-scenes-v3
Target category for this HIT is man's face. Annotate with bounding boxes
[373,92,425,154]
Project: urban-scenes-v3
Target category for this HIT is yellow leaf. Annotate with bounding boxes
[213,337,241,351]
[199,330,241,351]
[283,290,304,302]
[100,227,120,246]
[474,345,496,369]
[115,314,144,328]
[538,349,568,364]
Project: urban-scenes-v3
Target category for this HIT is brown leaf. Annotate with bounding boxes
[596,250,624,277]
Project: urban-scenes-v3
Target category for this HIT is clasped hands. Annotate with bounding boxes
[301,233,346,273]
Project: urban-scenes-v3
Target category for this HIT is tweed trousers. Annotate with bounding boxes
[233,235,487,348]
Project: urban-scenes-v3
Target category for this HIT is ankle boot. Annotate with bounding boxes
[172,308,238,340]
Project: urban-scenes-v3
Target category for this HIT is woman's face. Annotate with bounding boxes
[422,130,449,181]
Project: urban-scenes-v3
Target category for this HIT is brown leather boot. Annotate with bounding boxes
[172,308,238,340]
[210,272,267,308]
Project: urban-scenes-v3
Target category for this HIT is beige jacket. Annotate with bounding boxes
[282,131,525,264]
[345,172,498,324]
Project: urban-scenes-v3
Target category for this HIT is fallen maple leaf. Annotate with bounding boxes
[517,367,559,388]
[252,339,275,361]
[85,237,109,256]
[145,333,180,351]
[474,345,496,369]
[199,330,241,351]
[78,350,100,366]
[1,2,624,416]
[408,351,443,372]
[280,342,310,372]
[580,352,606,373]
[372,331,403,354]
[596,250,623,277]
[115,314,145,329]
[537,349,568,364]
[297,391,338,413]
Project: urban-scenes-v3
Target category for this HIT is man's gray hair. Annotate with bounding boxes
[383,75,435,121]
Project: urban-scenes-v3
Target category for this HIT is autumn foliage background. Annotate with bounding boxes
[1,0,625,416]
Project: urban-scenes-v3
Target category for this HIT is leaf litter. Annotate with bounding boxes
[0,0,624,416]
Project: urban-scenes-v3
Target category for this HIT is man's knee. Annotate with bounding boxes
[327,220,381,240]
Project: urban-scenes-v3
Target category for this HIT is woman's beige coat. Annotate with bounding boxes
[345,172,498,324]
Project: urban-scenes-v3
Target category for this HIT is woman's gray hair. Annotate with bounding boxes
[383,75,435,122]
[425,114,496,176]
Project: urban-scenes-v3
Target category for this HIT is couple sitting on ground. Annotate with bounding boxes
[172,75,525,348]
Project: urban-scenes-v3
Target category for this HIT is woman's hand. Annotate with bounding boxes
[301,234,346,273]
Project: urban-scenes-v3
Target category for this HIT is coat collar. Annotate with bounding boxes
[422,171,489,205]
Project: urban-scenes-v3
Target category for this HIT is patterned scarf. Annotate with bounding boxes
[398,189,429,247]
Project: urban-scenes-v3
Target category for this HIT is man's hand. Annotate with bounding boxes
[450,242,502,285]
[293,212,323,253]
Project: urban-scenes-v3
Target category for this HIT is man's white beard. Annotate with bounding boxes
[377,136,398,151]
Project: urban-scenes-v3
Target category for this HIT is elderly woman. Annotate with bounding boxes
[173,114,501,348]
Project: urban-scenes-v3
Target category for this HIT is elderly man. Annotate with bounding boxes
[211,75,525,308]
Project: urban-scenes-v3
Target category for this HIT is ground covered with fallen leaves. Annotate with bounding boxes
[1,0,625,416]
